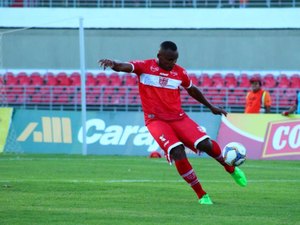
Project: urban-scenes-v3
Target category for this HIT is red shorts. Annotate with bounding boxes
[146,115,210,160]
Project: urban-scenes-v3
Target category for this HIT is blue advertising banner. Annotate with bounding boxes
[5,109,221,155]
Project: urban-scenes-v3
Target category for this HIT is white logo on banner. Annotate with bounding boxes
[77,119,159,152]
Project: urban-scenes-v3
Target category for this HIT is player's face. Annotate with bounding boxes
[251,81,261,92]
[157,49,178,71]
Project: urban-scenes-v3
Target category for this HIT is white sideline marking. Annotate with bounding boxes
[105,179,300,183]
[1,179,300,184]
[0,157,142,161]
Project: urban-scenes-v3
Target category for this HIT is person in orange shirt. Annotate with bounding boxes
[245,77,272,113]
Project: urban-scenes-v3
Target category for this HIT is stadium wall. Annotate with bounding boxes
[1,29,300,70]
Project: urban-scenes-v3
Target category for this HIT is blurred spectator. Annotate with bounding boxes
[282,91,300,116]
[245,77,272,113]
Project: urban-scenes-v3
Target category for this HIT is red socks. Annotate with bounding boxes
[175,158,206,199]
[208,140,235,173]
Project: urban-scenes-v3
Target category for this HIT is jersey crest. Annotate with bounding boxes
[159,77,168,87]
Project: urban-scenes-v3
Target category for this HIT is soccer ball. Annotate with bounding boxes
[222,142,247,166]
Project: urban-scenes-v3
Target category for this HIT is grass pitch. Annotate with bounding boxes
[0,154,299,225]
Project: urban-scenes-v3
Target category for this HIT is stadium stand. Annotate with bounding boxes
[0,70,298,113]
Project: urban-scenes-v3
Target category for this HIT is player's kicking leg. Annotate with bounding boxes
[147,120,213,204]
[170,145,213,205]
[196,139,247,187]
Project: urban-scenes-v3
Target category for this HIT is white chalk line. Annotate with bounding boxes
[1,157,299,169]
[1,179,300,184]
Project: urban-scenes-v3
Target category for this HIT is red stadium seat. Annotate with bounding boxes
[109,73,122,86]
[44,72,58,86]
[56,72,71,86]
[16,71,29,78]
[18,75,31,86]
[122,73,138,86]
[53,86,64,95]
[290,74,300,88]
[30,94,43,103]
[96,73,109,86]
[199,73,212,87]
[30,73,44,86]
[227,95,239,105]
[70,72,80,77]
[210,95,224,105]
[86,94,98,104]
[5,73,18,85]
[211,73,224,88]
[30,72,42,78]
[86,73,97,86]
[237,73,250,88]
[224,73,237,88]
[25,86,37,95]
[69,72,81,86]
[110,93,126,104]
[285,89,297,97]
[5,94,17,103]
[15,94,26,104]
[251,73,262,78]
[276,74,290,88]
[189,73,200,86]
[37,94,51,104]
[127,87,140,104]
[54,94,70,104]
[88,86,101,96]
[70,77,81,86]
[263,73,276,88]
[39,86,51,94]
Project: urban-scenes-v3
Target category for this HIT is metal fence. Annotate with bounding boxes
[1,0,299,7]
[0,85,297,113]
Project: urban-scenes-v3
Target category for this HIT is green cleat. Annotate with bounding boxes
[198,194,213,205]
[231,167,247,187]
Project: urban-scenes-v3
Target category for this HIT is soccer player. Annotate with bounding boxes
[282,91,300,116]
[98,41,247,205]
[245,77,272,113]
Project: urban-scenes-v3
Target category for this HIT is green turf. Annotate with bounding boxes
[0,154,299,225]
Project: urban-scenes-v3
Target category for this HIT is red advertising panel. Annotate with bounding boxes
[217,114,300,160]
[262,120,300,158]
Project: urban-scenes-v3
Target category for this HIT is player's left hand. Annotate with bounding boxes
[210,106,228,117]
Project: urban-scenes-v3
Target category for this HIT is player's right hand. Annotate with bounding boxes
[210,106,228,117]
[98,59,115,70]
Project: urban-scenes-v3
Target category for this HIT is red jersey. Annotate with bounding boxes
[130,59,192,124]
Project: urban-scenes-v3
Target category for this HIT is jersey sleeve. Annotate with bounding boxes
[181,69,192,89]
[129,60,145,75]
[264,91,272,106]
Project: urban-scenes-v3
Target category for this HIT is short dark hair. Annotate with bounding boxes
[160,41,177,51]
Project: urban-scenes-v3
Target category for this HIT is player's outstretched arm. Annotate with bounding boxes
[98,59,133,73]
[186,85,227,116]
